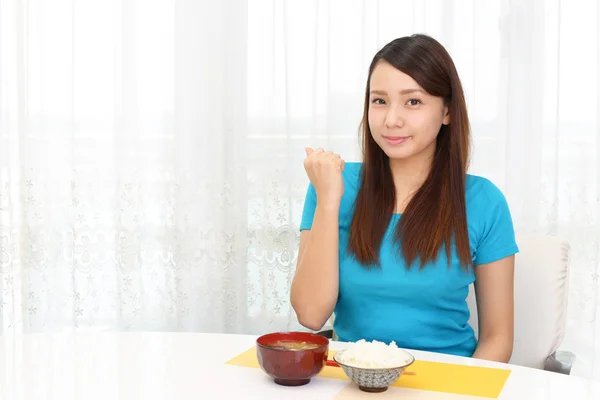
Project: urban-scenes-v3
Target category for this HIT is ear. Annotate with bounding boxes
[442,106,451,125]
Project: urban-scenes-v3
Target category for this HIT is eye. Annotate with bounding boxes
[371,98,386,105]
[406,99,422,106]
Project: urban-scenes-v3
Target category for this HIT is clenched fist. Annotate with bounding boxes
[303,147,345,206]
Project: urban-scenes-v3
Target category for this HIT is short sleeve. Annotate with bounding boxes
[299,182,317,231]
[473,182,519,266]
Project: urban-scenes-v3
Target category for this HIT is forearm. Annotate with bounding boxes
[291,203,340,330]
[472,334,513,363]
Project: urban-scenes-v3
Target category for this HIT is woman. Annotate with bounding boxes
[290,34,518,362]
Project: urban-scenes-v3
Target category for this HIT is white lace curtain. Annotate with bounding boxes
[1,0,599,379]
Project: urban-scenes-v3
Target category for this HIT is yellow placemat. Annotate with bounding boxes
[225,347,511,399]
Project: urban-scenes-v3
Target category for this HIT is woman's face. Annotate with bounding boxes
[368,61,450,161]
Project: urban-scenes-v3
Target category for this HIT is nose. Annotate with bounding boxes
[384,105,405,129]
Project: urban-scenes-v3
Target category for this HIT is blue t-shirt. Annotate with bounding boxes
[299,162,519,357]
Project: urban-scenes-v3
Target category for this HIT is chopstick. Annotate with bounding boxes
[325,359,416,375]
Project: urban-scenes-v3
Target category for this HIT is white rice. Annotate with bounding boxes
[336,339,412,368]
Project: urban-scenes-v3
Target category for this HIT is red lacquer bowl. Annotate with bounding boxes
[256,331,330,386]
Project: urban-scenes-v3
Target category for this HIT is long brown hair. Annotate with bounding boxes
[348,34,472,270]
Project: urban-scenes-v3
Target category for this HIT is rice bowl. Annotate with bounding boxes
[335,339,414,369]
[333,340,415,392]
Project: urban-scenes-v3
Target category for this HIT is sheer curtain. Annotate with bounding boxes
[0,0,251,333]
[1,0,599,379]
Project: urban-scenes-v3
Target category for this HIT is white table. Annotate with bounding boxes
[0,332,597,399]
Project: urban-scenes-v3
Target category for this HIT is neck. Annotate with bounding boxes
[389,147,435,212]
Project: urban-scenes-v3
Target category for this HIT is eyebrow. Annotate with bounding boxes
[370,89,425,96]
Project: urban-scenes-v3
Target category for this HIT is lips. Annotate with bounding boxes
[383,136,409,145]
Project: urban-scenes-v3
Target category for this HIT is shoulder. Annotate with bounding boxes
[338,162,362,221]
[465,174,508,207]
[465,175,518,264]
[465,174,515,234]
[342,161,362,184]
[299,161,363,230]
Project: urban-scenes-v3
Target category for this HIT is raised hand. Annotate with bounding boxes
[303,147,345,206]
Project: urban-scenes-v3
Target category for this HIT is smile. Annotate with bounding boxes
[383,136,410,145]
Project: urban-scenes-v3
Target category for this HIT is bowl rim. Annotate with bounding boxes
[256,331,330,351]
[332,348,416,370]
